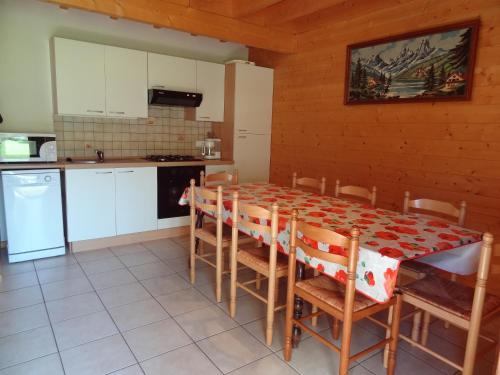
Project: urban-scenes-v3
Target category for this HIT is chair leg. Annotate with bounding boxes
[190,233,196,284]
[256,272,261,290]
[332,318,340,340]
[411,310,422,345]
[216,243,223,303]
[266,276,277,346]
[311,269,319,327]
[229,256,238,318]
[387,295,403,375]
[421,311,431,346]
[383,306,394,368]
[284,289,294,361]
[339,315,353,375]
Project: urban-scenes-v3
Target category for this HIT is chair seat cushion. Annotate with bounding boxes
[400,275,500,320]
[296,275,377,312]
[237,246,288,274]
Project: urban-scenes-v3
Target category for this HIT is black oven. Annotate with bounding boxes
[157,166,205,218]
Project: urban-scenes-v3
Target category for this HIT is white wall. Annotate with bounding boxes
[0,0,248,133]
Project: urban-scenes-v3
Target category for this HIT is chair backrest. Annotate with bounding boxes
[189,178,222,219]
[335,180,377,206]
[231,191,279,273]
[201,169,238,187]
[288,208,360,318]
[292,172,326,195]
[403,191,466,226]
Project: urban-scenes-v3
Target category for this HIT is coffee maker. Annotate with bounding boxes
[202,138,221,160]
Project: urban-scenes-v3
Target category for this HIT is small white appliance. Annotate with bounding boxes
[0,133,58,163]
[201,138,221,160]
[1,169,65,262]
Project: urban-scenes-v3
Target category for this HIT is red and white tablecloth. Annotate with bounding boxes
[179,183,482,303]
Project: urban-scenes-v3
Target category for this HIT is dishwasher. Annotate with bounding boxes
[1,169,65,262]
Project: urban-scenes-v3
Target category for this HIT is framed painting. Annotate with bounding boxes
[344,19,479,104]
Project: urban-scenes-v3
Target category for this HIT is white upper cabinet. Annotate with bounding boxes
[105,46,148,118]
[195,61,225,122]
[53,38,106,116]
[148,53,196,91]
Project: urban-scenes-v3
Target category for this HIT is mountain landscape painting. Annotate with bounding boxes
[344,20,479,104]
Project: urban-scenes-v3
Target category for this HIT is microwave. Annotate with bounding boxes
[0,133,58,163]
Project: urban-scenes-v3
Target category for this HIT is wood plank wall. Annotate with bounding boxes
[249,0,500,286]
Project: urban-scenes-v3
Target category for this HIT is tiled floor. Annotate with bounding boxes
[0,236,497,374]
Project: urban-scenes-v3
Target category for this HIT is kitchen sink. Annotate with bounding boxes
[66,159,98,164]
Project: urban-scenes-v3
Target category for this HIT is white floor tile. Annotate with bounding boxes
[52,310,118,350]
[0,326,57,370]
[0,286,43,313]
[0,353,64,375]
[109,364,144,375]
[110,243,148,257]
[60,334,136,375]
[0,303,49,338]
[217,294,267,325]
[141,344,221,375]
[41,276,93,301]
[46,292,104,323]
[80,256,125,275]
[360,349,444,375]
[118,251,160,267]
[142,239,187,259]
[36,264,85,285]
[0,261,34,277]
[34,254,76,270]
[197,326,272,374]
[140,274,191,297]
[74,248,115,263]
[97,282,151,309]
[88,268,136,290]
[108,298,169,332]
[0,272,39,292]
[174,305,238,341]
[156,288,212,316]
[128,262,175,280]
[230,354,298,375]
[123,319,192,361]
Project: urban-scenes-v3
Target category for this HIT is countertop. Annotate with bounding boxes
[0,158,234,170]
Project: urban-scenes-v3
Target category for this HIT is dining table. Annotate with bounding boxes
[179,182,483,343]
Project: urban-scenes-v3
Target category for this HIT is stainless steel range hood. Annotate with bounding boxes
[148,89,203,107]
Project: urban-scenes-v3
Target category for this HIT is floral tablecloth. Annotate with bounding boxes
[179,183,482,303]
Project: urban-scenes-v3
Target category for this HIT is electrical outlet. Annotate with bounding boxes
[146,117,156,125]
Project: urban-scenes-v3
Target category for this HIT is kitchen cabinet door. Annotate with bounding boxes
[65,169,116,242]
[196,61,225,122]
[105,46,148,118]
[148,53,196,92]
[115,167,157,235]
[53,38,106,116]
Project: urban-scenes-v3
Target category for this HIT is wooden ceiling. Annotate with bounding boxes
[44,0,378,53]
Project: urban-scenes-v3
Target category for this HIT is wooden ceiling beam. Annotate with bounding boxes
[243,0,346,26]
[231,0,283,18]
[43,0,296,53]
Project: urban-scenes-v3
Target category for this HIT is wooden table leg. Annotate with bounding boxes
[292,262,305,348]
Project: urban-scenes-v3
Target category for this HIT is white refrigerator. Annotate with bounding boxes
[232,63,274,183]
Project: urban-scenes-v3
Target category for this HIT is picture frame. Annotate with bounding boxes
[344,19,480,105]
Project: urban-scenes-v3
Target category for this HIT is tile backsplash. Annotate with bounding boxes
[54,106,212,159]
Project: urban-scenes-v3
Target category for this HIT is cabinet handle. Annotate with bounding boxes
[109,111,125,114]
[199,116,210,119]
[238,136,247,139]
[87,109,104,113]
[95,171,112,174]
[117,170,134,173]
[238,129,248,132]
[152,85,165,88]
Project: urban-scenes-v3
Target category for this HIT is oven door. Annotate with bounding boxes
[157,165,205,219]
[0,133,56,162]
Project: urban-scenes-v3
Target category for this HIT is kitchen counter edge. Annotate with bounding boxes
[0,159,234,170]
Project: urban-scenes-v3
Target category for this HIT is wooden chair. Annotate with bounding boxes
[201,169,238,187]
[397,233,500,375]
[335,179,377,206]
[292,172,326,195]
[284,210,402,375]
[229,191,288,345]
[189,179,231,303]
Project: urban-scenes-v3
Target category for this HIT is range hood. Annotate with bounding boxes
[148,89,203,107]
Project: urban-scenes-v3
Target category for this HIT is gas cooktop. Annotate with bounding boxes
[144,154,203,162]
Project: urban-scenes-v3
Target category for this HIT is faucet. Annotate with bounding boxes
[95,149,104,162]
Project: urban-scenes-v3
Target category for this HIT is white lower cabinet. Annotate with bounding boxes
[65,167,157,242]
[65,169,116,242]
[115,167,157,235]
